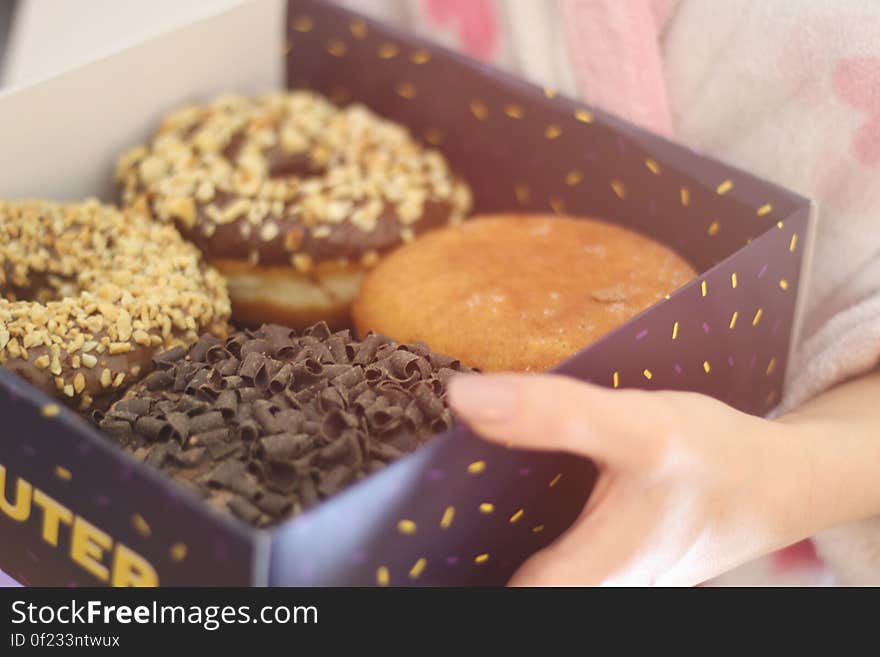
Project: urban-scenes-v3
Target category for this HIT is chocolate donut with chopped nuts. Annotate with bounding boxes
[98,323,471,527]
[116,91,472,330]
[0,200,230,411]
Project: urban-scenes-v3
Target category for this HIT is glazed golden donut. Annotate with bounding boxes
[0,199,230,410]
[353,214,697,372]
[116,91,472,329]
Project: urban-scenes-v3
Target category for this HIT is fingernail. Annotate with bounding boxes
[448,375,519,423]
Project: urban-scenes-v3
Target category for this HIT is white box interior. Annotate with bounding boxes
[0,0,285,202]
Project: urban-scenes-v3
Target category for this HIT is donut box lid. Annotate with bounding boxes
[0,0,815,587]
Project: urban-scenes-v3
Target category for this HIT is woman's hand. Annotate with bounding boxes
[448,374,826,586]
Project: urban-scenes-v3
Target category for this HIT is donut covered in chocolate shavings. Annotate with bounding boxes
[115,91,473,329]
[97,322,473,527]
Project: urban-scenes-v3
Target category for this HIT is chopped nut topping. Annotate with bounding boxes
[166,197,197,228]
[259,223,280,242]
[361,250,380,267]
[115,91,472,266]
[292,253,313,273]
[284,228,304,251]
[0,199,230,406]
[312,225,331,239]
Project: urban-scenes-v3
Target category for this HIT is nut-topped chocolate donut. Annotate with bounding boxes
[0,199,230,411]
[116,91,473,329]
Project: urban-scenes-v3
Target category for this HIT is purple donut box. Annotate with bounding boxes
[0,0,813,586]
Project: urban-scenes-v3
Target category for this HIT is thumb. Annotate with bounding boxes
[447,373,670,467]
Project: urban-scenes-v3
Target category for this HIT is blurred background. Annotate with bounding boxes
[0,0,240,89]
[0,1,15,73]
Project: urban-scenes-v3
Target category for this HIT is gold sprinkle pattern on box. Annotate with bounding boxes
[504,104,524,119]
[349,19,368,39]
[410,49,431,64]
[41,403,60,418]
[292,15,314,32]
[549,196,566,214]
[325,38,347,57]
[409,558,427,579]
[170,543,188,563]
[377,42,399,59]
[467,461,486,475]
[470,100,489,121]
[395,82,417,99]
[423,127,444,145]
[440,506,455,529]
[565,170,583,186]
[132,514,151,537]
[544,124,563,139]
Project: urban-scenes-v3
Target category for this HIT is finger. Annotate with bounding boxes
[448,373,672,466]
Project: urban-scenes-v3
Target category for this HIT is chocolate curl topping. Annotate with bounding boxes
[115,398,152,416]
[304,321,332,341]
[134,416,171,442]
[144,370,173,391]
[268,362,295,393]
[240,338,271,359]
[99,322,472,527]
[259,432,319,462]
[239,351,266,384]
[321,409,359,440]
[215,389,238,418]
[189,333,222,363]
[154,345,187,366]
